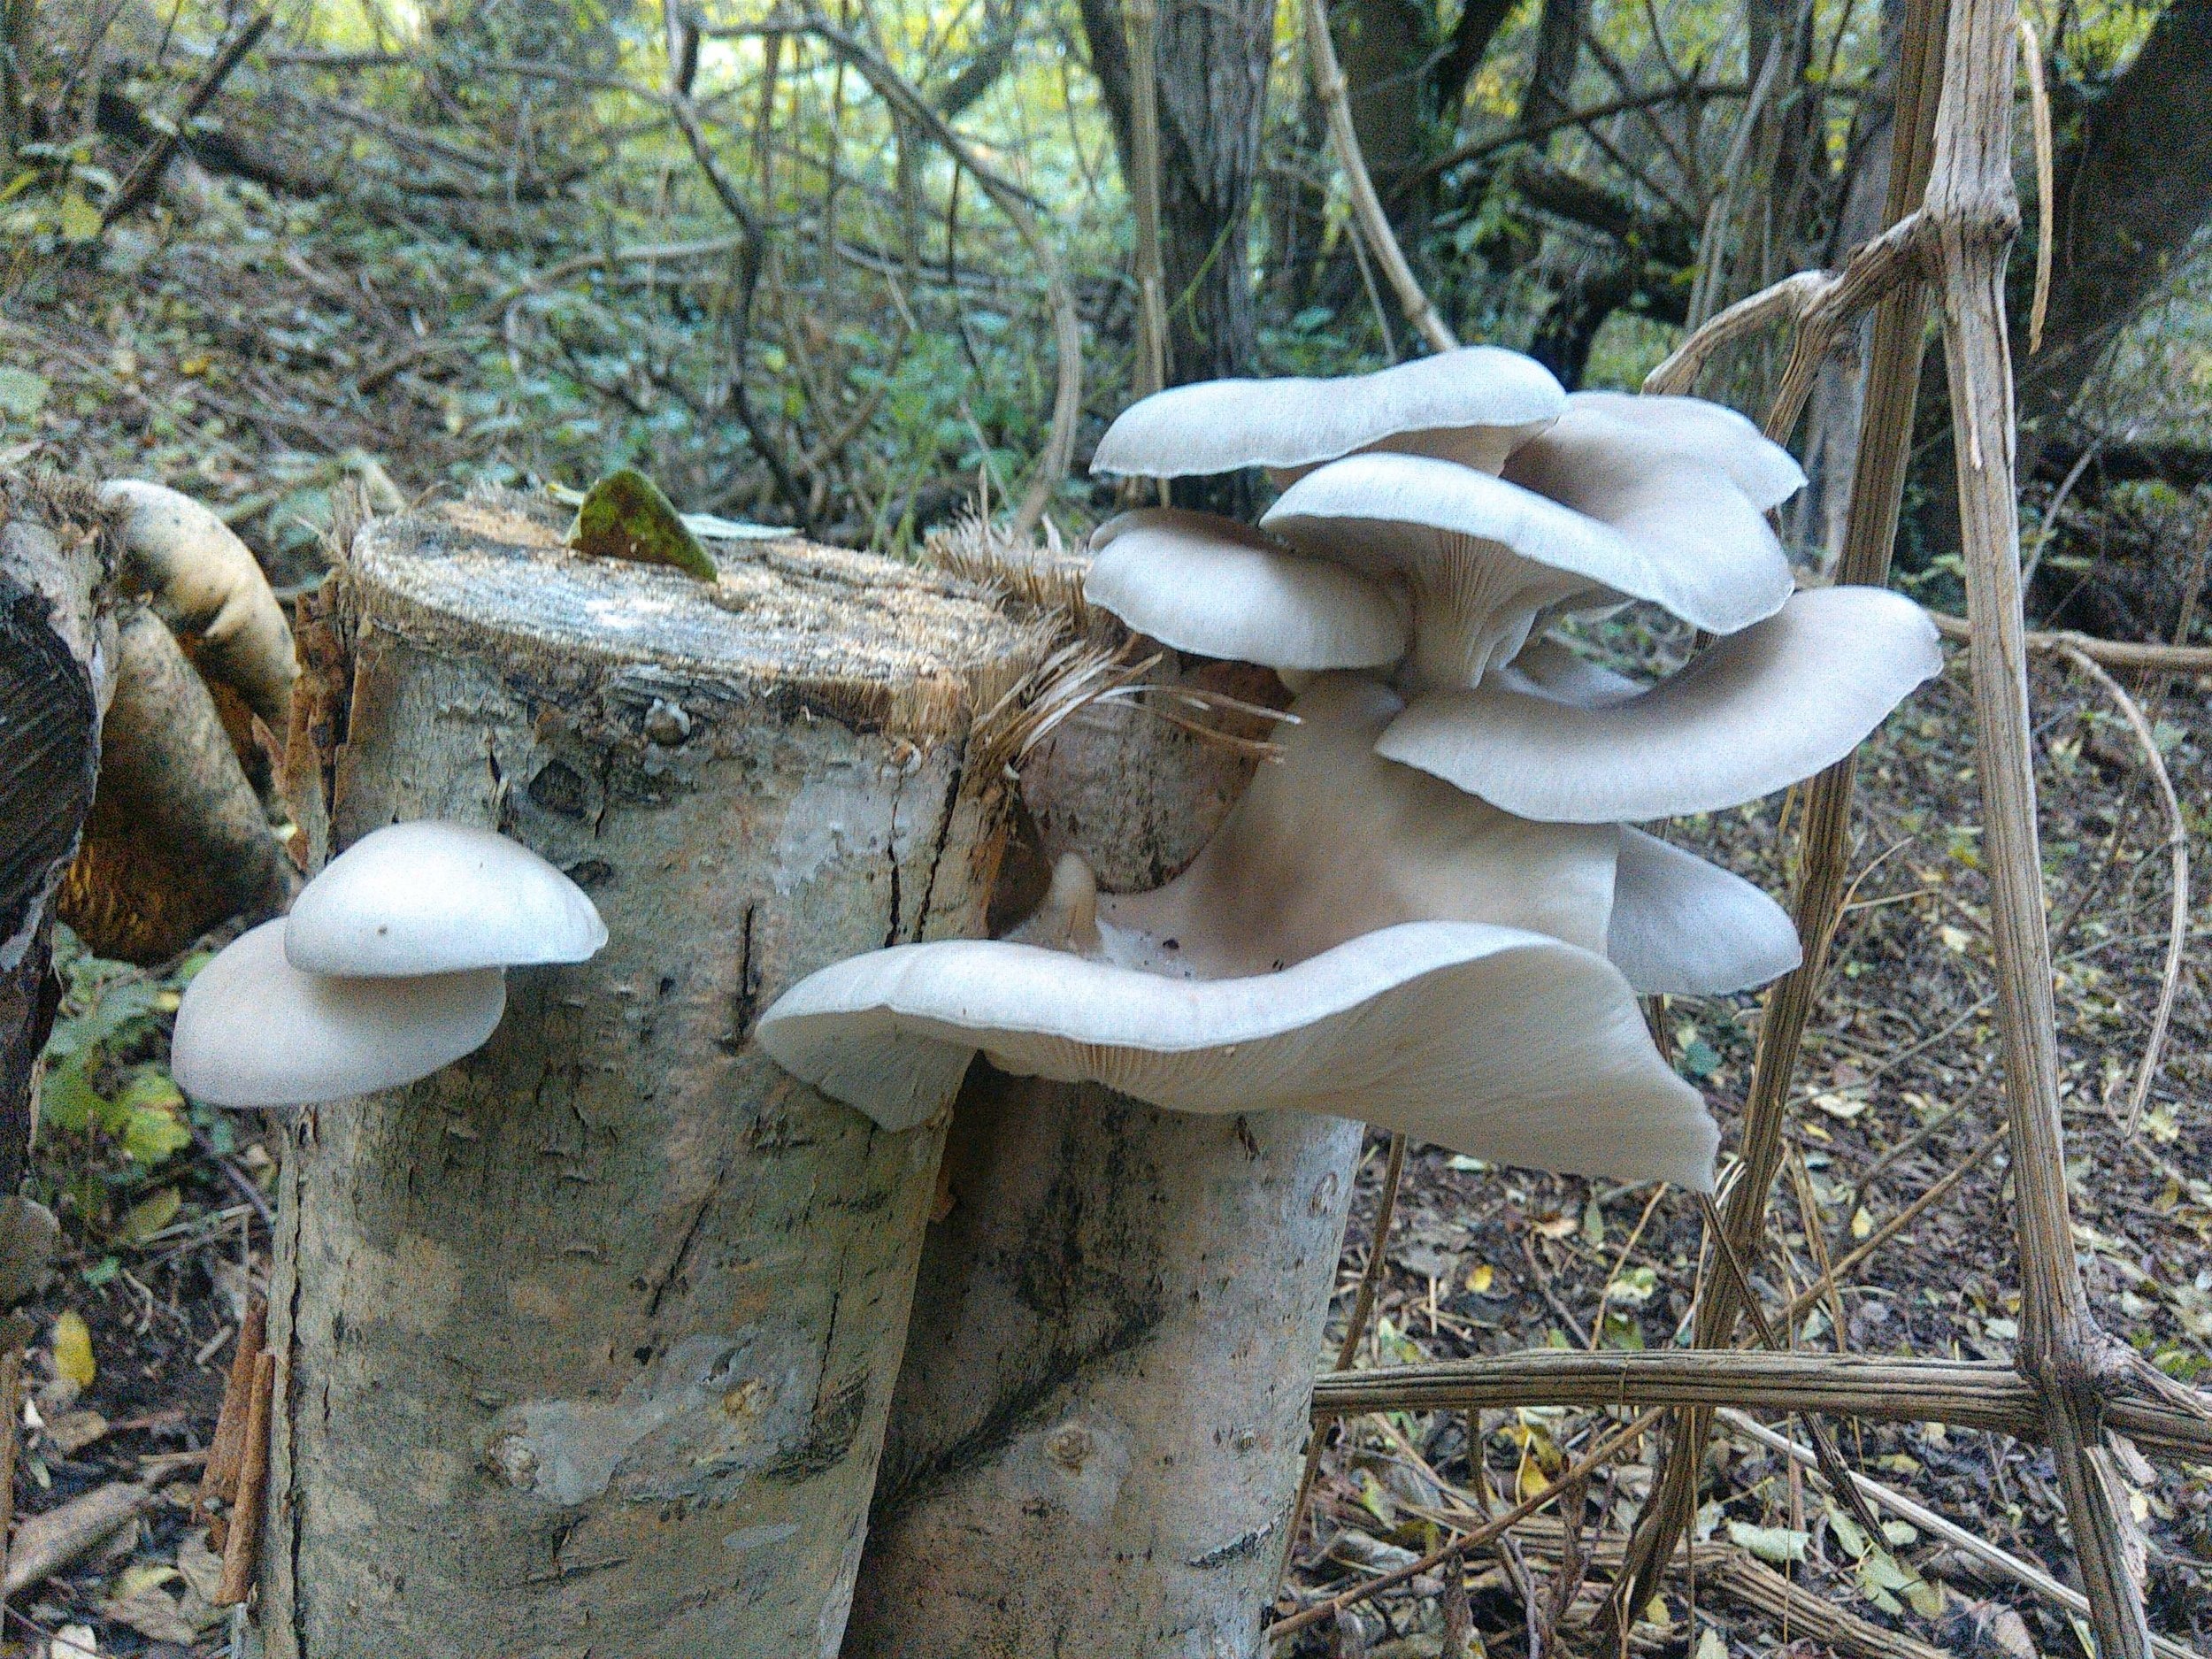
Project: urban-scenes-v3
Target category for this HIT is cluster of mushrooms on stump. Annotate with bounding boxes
[45,342,1946,1656]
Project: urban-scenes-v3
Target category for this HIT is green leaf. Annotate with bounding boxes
[0,365,49,420]
[58,190,101,243]
[121,1103,192,1169]
[1725,1521,1809,1564]
[567,469,717,581]
[1825,1505,1870,1561]
[116,1186,180,1245]
[39,1062,104,1137]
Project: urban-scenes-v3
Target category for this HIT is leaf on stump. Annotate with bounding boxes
[566,470,718,581]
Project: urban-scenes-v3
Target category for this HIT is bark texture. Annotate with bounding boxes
[58,604,295,964]
[0,471,113,1192]
[259,501,1042,1659]
[843,670,1362,1659]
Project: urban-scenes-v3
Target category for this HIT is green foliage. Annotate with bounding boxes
[569,468,718,580]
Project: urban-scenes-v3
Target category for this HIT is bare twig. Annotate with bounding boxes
[1297,0,1456,353]
[102,11,271,227]
[1924,607,2212,672]
[2055,647,2188,1133]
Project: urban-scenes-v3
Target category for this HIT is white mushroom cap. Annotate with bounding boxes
[1084,510,1408,671]
[285,821,607,977]
[1376,586,1943,823]
[101,479,299,730]
[757,922,1717,1188]
[1088,347,1566,480]
[1521,392,1807,510]
[1609,828,1801,995]
[1100,673,1618,969]
[173,920,507,1108]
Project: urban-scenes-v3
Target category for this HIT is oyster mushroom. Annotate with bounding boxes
[759,676,1729,1188]
[1088,344,1567,481]
[173,822,606,1108]
[171,920,507,1108]
[285,820,607,976]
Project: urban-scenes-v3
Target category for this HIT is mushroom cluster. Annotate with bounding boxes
[171,822,605,1108]
[758,349,1941,1190]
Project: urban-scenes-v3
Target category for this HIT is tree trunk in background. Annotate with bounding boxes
[1333,0,1442,226]
[2017,0,2212,456]
[0,471,111,1193]
[1079,0,1273,386]
[1522,0,1586,134]
[842,666,1363,1659]
[260,502,1040,1658]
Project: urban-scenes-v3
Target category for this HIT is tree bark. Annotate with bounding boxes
[0,470,111,1193]
[258,503,1041,1658]
[58,605,295,965]
[842,670,1363,1659]
[1079,0,1274,388]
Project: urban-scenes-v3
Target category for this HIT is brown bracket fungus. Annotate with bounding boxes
[170,920,507,1108]
[284,819,609,977]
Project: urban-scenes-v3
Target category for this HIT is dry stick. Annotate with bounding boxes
[1605,0,1949,1632]
[0,1348,17,1627]
[1922,608,2212,672]
[214,1348,273,1607]
[2016,13,2054,355]
[1717,1412,2204,1659]
[1684,38,1787,332]
[1932,0,2152,1647]
[197,1297,266,1529]
[2055,646,2189,1134]
[1694,1193,1886,1541]
[1124,0,1168,403]
[738,16,1081,538]
[101,10,271,227]
[1279,1134,1409,1587]
[1296,0,1457,353]
[1268,1409,1667,1643]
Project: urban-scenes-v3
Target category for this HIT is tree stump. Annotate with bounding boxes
[260,500,1041,1658]
[0,471,112,1189]
[844,671,1362,1659]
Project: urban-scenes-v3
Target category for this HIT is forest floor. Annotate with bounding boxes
[10,177,2212,1659]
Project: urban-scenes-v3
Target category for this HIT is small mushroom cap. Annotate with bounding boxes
[1377,586,1943,822]
[173,920,507,1108]
[1084,510,1408,671]
[101,480,299,731]
[1102,673,1618,970]
[1088,347,1565,480]
[285,822,607,977]
[757,922,1717,1187]
[1609,828,1801,995]
[1521,392,1807,510]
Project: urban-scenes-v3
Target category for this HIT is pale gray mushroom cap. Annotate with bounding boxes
[173,920,507,1108]
[1088,347,1566,480]
[1519,392,1808,510]
[1084,510,1408,671]
[756,921,1717,1188]
[1378,586,1943,823]
[1609,827,1802,995]
[285,821,607,977]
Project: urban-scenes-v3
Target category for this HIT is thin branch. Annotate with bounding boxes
[2056,646,2188,1134]
[732,15,1081,537]
[1297,0,1457,352]
[1922,605,2212,671]
[102,11,271,227]
[1403,81,1752,197]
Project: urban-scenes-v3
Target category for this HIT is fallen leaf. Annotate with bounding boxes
[1464,1263,1493,1294]
[1812,1091,1868,1120]
[1533,1213,1576,1240]
[117,1187,180,1246]
[52,1311,95,1390]
[0,366,49,421]
[567,469,717,580]
[51,1624,100,1658]
[1694,1628,1727,1659]
[1725,1520,1808,1564]
[44,1409,106,1455]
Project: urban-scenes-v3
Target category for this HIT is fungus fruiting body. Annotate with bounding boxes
[172,823,604,1109]
[757,349,1942,1192]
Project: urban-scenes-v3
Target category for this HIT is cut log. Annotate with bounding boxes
[0,469,113,1189]
[58,604,296,964]
[843,664,1361,1659]
[258,500,1042,1658]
